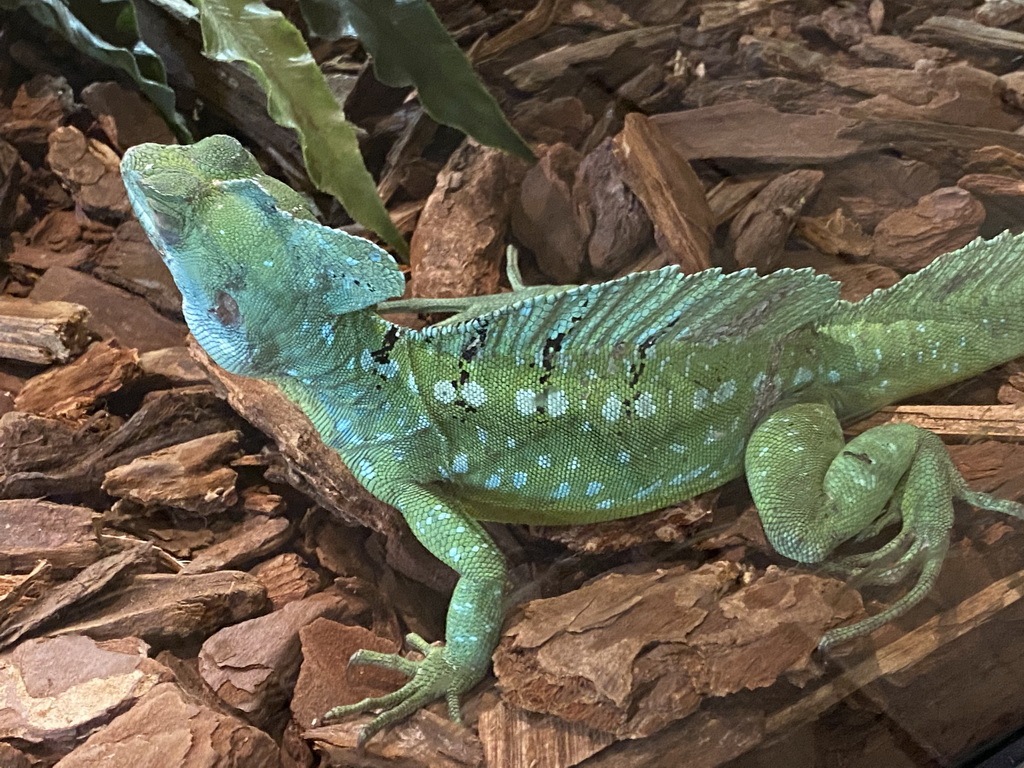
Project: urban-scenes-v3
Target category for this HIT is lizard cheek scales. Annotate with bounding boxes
[123,136,1024,743]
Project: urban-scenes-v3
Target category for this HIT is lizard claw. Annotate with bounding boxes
[322,633,468,745]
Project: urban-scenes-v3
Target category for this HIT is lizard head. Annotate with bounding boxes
[121,135,405,374]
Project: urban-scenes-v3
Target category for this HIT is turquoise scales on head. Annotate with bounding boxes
[121,135,1024,744]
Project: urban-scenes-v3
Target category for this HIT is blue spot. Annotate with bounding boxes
[484,474,501,489]
[586,481,603,496]
[552,482,571,499]
[512,471,528,488]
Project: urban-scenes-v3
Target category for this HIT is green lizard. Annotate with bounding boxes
[121,135,1024,743]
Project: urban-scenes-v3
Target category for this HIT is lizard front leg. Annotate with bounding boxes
[745,402,1024,649]
[323,486,506,744]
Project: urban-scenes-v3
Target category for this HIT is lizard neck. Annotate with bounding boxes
[255,310,433,462]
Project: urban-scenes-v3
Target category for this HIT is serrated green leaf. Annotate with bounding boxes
[1,0,191,141]
[299,0,534,161]
[195,0,408,257]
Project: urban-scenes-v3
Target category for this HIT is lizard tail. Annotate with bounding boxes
[818,231,1024,419]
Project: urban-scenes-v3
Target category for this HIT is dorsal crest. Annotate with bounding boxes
[414,266,840,363]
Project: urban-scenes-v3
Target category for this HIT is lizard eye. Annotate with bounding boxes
[211,291,240,326]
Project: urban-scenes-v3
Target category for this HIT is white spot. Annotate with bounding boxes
[792,368,812,386]
[634,392,656,418]
[596,499,614,509]
[507,436,516,449]
[462,382,487,407]
[537,455,552,468]
[360,349,374,371]
[670,443,686,453]
[433,380,457,403]
[512,471,528,488]
[568,456,580,471]
[453,453,469,473]
[693,388,709,410]
[514,388,536,416]
[320,323,335,344]
[476,426,488,443]
[826,370,841,383]
[617,450,630,463]
[547,390,569,417]
[448,547,461,562]
[586,481,603,496]
[601,394,622,421]
[713,380,737,404]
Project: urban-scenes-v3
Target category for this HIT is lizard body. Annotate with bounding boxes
[122,135,1024,742]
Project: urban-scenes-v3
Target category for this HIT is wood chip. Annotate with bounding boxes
[612,113,713,273]
[0,297,92,364]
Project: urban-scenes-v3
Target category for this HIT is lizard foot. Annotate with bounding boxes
[322,633,469,745]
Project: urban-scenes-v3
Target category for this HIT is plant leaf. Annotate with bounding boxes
[196,0,408,257]
[299,0,534,160]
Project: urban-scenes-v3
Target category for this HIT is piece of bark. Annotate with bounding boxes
[137,346,208,385]
[15,340,139,418]
[298,622,483,763]
[542,496,714,554]
[0,499,101,573]
[102,430,243,516]
[494,562,863,739]
[8,209,94,270]
[190,344,402,537]
[249,553,324,610]
[80,81,176,151]
[0,743,31,768]
[52,570,269,647]
[871,187,985,272]
[199,591,370,726]
[0,545,155,649]
[182,515,291,574]
[0,138,23,234]
[511,143,586,283]
[842,118,1024,171]
[612,113,713,274]
[476,693,615,768]
[0,297,93,364]
[45,126,130,223]
[957,172,1024,196]
[573,138,654,277]
[0,387,238,499]
[239,486,287,516]
[504,26,680,92]
[729,169,824,271]
[0,635,171,758]
[410,140,530,300]
[93,220,182,314]
[0,74,73,159]
[652,101,862,163]
[808,154,941,231]
[0,562,51,620]
[511,96,595,147]
[850,34,951,68]
[829,62,1020,131]
[794,209,874,260]
[53,681,281,767]
[30,267,187,353]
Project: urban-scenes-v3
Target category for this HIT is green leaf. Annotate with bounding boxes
[299,0,534,160]
[1,0,191,141]
[196,0,408,257]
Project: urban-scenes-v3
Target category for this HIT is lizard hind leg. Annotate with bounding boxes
[746,403,1000,649]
